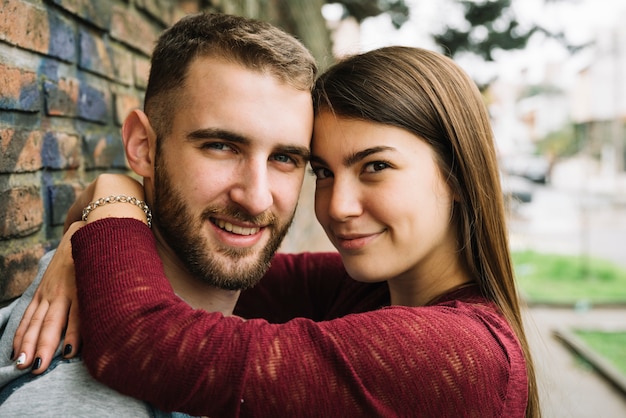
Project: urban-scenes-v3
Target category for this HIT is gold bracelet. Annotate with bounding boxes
[81,195,152,228]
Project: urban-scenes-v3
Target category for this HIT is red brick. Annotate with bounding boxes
[0,244,46,301]
[0,63,40,111]
[0,128,43,173]
[50,0,112,31]
[175,1,203,18]
[135,0,175,26]
[114,93,142,125]
[133,55,151,89]
[54,132,81,168]
[78,28,132,85]
[44,77,80,117]
[0,0,50,54]
[0,186,43,238]
[110,5,161,56]
[111,43,134,86]
[42,131,81,169]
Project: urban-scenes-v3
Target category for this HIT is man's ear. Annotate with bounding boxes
[123,109,156,178]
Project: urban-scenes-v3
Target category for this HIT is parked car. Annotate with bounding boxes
[501,172,533,206]
[501,154,551,184]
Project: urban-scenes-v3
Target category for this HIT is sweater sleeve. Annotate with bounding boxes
[73,218,527,418]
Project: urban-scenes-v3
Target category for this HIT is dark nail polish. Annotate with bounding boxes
[10,349,14,360]
[63,344,73,356]
[32,357,42,371]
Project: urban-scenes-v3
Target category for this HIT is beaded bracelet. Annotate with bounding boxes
[81,195,152,228]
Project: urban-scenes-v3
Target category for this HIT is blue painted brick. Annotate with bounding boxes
[47,10,77,63]
[48,183,77,226]
[78,83,110,123]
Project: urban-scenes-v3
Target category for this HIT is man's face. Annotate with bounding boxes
[151,56,313,290]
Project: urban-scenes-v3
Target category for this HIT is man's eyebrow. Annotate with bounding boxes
[277,145,311,161]
[187,128,310,160]
[186,128,248,144]
[311,146,395,167]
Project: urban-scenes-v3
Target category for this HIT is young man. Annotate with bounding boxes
[1,12,379,415]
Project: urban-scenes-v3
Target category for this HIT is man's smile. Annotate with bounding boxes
[212,219,261,236]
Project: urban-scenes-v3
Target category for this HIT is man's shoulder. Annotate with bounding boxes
[0,250,55,341]
[0,251,56,380]
[0,357,153,416]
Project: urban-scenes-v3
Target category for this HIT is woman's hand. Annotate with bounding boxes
[13,173,146,373]
[63,173,146,231]
[81,173,147,225]
[13,221,84,374]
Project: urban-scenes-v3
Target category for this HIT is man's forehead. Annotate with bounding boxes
[169,56,313,149]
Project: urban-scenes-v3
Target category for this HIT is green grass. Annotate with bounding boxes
[513,251,626,386]
[574,330,626,378]
[512,250,626,304]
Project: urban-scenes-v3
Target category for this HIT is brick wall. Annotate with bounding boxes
[0,0,333,306]
[0,0,214,304]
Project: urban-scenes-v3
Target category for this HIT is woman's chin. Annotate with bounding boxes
[343,263,386,283]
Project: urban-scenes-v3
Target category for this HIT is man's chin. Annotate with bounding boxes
[202,253,270,290]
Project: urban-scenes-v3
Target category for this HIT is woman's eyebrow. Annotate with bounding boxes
[311,146,395,167]
[343,146,394,166]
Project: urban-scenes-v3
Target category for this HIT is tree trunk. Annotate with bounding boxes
[274,0,334,70]
[212,0,334,70]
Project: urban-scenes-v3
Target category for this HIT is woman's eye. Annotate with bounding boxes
[363,161,390,173]
[311,167,332,179]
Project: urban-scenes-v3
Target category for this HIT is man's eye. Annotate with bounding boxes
[310,167,332,179]
[272,154,298,166]
[202,142,233,151]
[363,161,390,173]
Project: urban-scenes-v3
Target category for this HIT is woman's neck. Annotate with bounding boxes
[387,260,473,307]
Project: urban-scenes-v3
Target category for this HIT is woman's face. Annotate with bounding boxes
[311,111,459,284]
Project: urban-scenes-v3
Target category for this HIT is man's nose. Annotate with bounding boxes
[229,160,273,216]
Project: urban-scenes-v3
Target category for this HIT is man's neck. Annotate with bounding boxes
[154,237,240,316]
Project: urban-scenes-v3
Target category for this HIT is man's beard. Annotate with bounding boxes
[152,157,294,290]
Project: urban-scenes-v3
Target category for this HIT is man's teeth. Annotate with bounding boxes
[215,220,260,236]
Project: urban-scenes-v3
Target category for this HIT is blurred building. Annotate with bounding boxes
[571,21,626,175]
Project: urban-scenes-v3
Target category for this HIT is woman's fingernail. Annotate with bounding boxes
[63,344,73,356]
[15,353,26,366]
[32,357,42,371]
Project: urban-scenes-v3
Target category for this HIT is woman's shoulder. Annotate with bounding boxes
[345,293,526,417]
[377,285,521,367]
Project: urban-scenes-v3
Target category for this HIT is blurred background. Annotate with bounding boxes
[285,0,626,266]
[1,0,625,415]
[290,2,626,416]
[283,3,626,415]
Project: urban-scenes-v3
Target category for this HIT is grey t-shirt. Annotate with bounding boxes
[0,251,189,417]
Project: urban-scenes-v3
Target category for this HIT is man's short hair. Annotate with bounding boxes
[144,12,317,138]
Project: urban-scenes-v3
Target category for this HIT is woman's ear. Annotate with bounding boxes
[123,109,156,178]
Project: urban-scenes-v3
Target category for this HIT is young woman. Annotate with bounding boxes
[19,46,540,417]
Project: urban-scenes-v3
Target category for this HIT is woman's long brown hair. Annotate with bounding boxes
[313,46,540,418]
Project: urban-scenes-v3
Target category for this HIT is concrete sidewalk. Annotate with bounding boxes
[525,307,626,417]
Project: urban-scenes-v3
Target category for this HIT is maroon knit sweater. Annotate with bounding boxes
[73,218,528,418]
